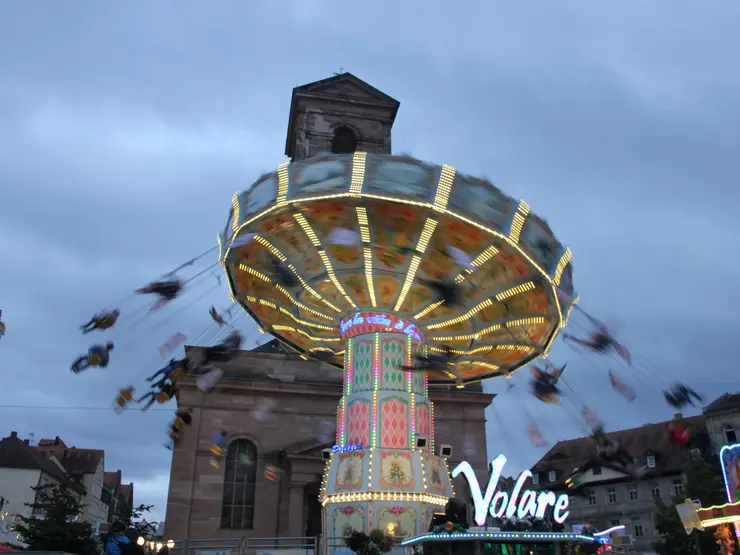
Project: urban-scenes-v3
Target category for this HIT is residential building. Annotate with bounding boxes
[529,414,702,554]
[35,437,109,525]
[703,393,740,450]
[103,470,135,524]
[524,392,740,553]
[0,432,84,524]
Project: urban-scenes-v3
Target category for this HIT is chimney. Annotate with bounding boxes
[674,413,683,420]
[55,436,61,445]
[10,432,17,438]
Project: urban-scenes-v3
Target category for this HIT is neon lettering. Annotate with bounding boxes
[340,312,423,342]
[332,443,363,453]
[451,454,570,526]
[553,493,570,522]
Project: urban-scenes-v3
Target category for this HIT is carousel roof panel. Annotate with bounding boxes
[220,153,576,384]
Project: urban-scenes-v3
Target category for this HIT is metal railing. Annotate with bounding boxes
[240,536,318,555]
[169,536,410,555]
[170,537,243,555]
[322,537,409,555]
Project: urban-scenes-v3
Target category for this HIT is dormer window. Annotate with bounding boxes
[532,472,540,485]
[548,471,556,482]
[725,425,737,444]
[592,465,602,476]
[647,455,656,468]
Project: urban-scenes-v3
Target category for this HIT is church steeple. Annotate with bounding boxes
[284,73,400,162]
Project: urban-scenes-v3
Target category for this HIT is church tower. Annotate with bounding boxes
[284,73,400,162]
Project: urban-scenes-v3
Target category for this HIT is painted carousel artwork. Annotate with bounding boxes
[218,152,576,547]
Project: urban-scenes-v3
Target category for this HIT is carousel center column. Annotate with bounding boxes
[321,312,454,547]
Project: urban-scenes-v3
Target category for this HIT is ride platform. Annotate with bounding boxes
[400,529,604,555]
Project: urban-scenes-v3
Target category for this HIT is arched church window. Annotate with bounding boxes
[331,126,357,154]
[221,439,257,529]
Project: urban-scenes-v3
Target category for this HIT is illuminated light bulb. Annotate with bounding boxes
[137,538,145,546]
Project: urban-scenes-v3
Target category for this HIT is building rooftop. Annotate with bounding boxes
[703,392,740,415]
[35,437,104,477]
[119,483,133,503]
[531,414,705,489]
[0,432,84,492]
[104,470,122,490]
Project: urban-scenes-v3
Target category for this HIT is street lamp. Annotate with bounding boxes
[136,536,174,552]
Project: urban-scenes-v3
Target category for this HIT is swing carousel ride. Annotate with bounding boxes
[218,152,576,382]
[214,152,578,540]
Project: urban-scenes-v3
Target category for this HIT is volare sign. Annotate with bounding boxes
[451,454,570,526]
[340,312,423,342]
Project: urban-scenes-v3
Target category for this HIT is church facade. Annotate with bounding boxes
[163,73,495,542]
[165,342,493,541]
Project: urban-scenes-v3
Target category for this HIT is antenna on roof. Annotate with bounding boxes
[333,67,345,76]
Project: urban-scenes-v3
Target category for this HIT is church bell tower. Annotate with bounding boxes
[284,73,400,162]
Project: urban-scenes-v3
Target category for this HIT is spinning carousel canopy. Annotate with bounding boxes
[218,153,576,384]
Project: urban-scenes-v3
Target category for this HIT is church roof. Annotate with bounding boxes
[285,72,400,158]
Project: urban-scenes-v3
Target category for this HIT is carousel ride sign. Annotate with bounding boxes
[452,454,570,526]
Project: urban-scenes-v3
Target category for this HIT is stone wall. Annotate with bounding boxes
[291,101,393,162]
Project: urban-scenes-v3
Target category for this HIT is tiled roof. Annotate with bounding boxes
[530,415,705,488]
[0,432,83,491]
[120,483,133,503]
[37,436,67,448]
[35,440,104,476]
[703,393,740,415]
[104,470,122,490]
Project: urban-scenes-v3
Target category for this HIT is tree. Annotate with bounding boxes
[13,479,97,555]
[116,503,155,537]
[344,529,394,555]
[653,453,727,555]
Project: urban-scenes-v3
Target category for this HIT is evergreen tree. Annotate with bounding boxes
[653,453,727,555]
[13,479,97,555]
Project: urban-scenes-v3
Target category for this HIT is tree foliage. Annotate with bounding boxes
[344,529,394,555]
[116,503,155,537]
[13,479,97,555]
[652,453,727,555]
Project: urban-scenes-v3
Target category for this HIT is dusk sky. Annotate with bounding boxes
[1,1,739,523]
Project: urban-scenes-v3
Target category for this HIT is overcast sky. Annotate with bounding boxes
[1,0,739,525]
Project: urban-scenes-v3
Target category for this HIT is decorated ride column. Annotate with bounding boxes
[321,312,453,544]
